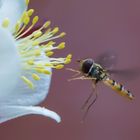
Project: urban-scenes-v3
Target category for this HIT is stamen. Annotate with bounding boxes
[27,9,34,16]
[2,18,10,28]
[35,68,52,75]
[32,40,40,46]
[33,31,42,39]
[46,51,54,57]
[34,49,41,56]
[65,58,71,64]
[57,42,65,49]
[15,12,30,37]
[45,41,56,47]
[51,27,59,35]
[43,70,52,75]
[25,0,29,6]
[59,32,66,38]
[45,63,53,67]
[55,64,64,69]
[39,21,51,30]
[23,15,30,25]
[14,21,21,34]
[44,21,51,28]
[32,73,40,80]
[16,16,39,39]
[21,76,34,89]
[27,60,34,65]
[35,68,45,73]
[66,54,72,59]
[12,1,71,90]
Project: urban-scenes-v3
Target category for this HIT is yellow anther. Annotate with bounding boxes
[52,27,59,35]
[21,76,34,89]
[35,68,51,74]
[27,9,34,16]
[25,0,29,6]
[46,51,54,57]
[32,73,40,80]
[43,21,51,28]
[43,70,52,75]
[2,18,10,28]
[35,68,44,73]
[32,16,39,25]
[55,64,64,69]
[21,12,28,21]
[46,41,56,47]
[65,58,71,64]
[15,21,20,33]
[66,54,72,59]
[14,6,71,86]
[57,42,65,49]
[59,32,66,38]
[45,63,53,67]
[34,49,41,56]
[23,16,30,25]
[27,60,34,65]
[32,41,39,46]
[36,63,44,67]
[33,30,42,38]
[45,28,51,34]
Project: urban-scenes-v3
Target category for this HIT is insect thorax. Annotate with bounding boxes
[88,63,107,82]
[80,59,107,82]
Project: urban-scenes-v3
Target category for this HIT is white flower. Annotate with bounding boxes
[0,0,71,123]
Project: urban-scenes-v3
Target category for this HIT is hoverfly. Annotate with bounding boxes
[67,52,134,119]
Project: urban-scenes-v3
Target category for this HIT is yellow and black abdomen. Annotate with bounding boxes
[103,77,134,100]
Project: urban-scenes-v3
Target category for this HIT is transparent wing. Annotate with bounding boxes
[108,67,140,80]
[95,51,140,82]
[96,51,140,81]
[95,51,118,69]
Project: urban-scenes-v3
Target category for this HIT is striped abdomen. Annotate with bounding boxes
[103,77,134,100]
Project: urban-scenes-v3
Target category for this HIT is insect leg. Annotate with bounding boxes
[71,72,81,78]
[82,81,98,121]
[66,68,81,77]
[81,91,94,110]
[68,76,86,81]
[81,81,96,110]
[68,76,96,81]
[66,68,81,74]
[85,89,98,114]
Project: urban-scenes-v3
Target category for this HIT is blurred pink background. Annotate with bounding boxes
[1,0,140,140]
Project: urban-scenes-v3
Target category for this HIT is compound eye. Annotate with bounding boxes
[81,59,94,73]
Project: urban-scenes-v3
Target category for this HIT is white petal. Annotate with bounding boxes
[0,27,20,99]
[0,30,51,106]
[0,61,52,107]
[0,105,61,123]
[0,0,27,31]
[0,68,52,106]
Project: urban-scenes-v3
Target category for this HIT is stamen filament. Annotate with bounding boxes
[9,2,72,90]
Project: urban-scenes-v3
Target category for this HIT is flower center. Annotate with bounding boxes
[1,2,72,89]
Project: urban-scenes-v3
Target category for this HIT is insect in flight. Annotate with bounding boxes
[67,52,134,118]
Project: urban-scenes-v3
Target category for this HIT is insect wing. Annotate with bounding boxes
[95,51,118,69]
[108,67,140,81]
